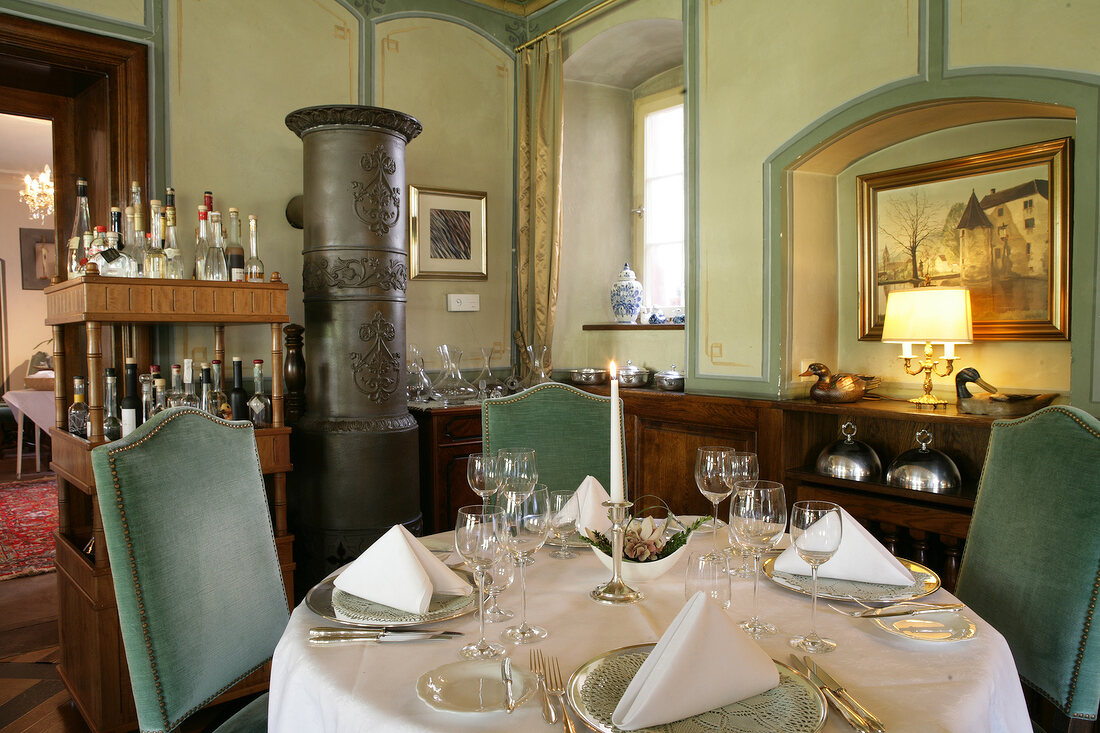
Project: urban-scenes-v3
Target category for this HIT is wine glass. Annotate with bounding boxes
[454,505,506,659]
[548,490,578,559]
[726,452,760,578]
[685,551,731,608]
[695,447,733,557]
[730,480,787,638]
[788,500,843,654]
[479,554,515,623]
[466,453,496,508]
[497,448,538,493]
[500,484,551,644]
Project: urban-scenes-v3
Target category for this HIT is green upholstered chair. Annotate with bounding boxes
[955,405,1100,730]
[90,406,289,733]
[482,382,626,496]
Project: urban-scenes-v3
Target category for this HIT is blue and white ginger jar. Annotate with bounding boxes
[610,263,644,324]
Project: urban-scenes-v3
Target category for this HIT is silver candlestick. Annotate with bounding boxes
[591,500,644,605]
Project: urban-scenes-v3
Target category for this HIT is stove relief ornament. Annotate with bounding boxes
[350,311,401,403]
[303,255,408,292]
[353,144,400,235]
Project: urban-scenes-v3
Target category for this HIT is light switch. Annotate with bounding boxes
[447,293,480,312]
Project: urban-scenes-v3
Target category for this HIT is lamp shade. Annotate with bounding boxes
[881,288,973,344]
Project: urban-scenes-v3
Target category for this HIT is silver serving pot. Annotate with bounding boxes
[816,421,881,481]
[654,364,684,392]
[885,429,961,494]
[618,360,650,388]
[570,368,608,385]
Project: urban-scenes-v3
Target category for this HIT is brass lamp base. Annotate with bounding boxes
[909,393,947,409]
[900,343,956,411]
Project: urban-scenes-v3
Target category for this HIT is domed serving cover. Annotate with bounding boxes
[885,429,961,493]
[816,421,882,481]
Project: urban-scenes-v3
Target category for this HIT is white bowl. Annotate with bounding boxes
[589,542,689,584]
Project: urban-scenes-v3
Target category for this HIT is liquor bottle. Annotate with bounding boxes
[124,205,136,254]
[92,231,135,277]
[229,357,249,420]
[149,364,162,408]
[164,202,184,279]
[87,226,107,261]
[151,378,168,415]
[245,214,265,283]
[248,359,272,428]
[139,372,154,422]
[194,205,210,280]
[226,208,246,282]
[103,367,122,440]
[203,211,228,281]
[67,178,92,279]
[144,204,168,279]
[130,181,146,276]
[166,364,183,407]
[165,186,175,208]
[121,358,141,437]
[68,376,89,438]
[110,206,124,249]
[181,359,200,407]
[204,190,214,215]
[209,359,232,419]
[200,363,215,416]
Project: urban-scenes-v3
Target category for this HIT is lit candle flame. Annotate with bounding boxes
[610,360,617,379]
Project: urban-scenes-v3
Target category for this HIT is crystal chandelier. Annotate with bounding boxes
[19,165,54,222]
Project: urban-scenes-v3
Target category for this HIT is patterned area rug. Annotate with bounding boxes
[0,476,57,581]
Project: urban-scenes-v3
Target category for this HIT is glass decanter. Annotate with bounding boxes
[430,344,476,406]
[471,347,506,395]
[523,344,552,388]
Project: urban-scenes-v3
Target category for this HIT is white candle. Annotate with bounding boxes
[942,342,956,359]
[609,361,624,503]
[900,342,914,359]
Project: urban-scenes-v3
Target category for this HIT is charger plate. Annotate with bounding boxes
[872,611,978,643]
[566,643,826,733]
[305,569,476,628]
[762,556,940,603]
[416,659,537,713]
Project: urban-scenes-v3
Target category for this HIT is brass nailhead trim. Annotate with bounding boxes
[481,382,618,456]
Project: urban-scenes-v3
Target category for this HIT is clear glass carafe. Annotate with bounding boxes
[406,344,432,403]
[471,347,506,397]
[430,344,476,406]
[523,344,552,388]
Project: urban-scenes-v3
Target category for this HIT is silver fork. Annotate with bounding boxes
[828,602,963,617]
[530,649,557,725]
[544,655,577,733]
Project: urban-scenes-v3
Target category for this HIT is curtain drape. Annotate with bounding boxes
[515,34,564,375]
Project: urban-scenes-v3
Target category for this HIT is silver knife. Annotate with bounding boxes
[788,655,872,733]
[502,657,516,714]
[308,631,453,644]
[310,627,462,637]
[853,604,963,618]
[805,658,886,733]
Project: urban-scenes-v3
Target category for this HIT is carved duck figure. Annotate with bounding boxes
[800,363,880,403]
[955,367,1058,416]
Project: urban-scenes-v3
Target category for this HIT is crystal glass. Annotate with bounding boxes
[548,490,578,559]
[431,344,476,405]
[726,452,760,578]
[496,448,538,494]
[695,447,733,557]
[730,480,787,638]
[479,553,515,623]
[466,453,497,507]
[523,344,552,388]
[789,500,843,654]
[454,505,506,659]
[472,347,506,395]
[501,484,551,644]
[684,551,730,608]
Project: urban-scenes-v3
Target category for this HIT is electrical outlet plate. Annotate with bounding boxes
[447,293,480,312]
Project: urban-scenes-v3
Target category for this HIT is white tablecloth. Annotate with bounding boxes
[269,534,1030,732]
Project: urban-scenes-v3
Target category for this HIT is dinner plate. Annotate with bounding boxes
[762,556,940,603]
[566,643,826,733]
[305,570,476,628]
[872,611,978,643]
[416,659,536,714]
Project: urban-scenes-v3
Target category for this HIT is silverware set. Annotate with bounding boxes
[789,655,886,733]
[531,649,576,732]
[308,626,462,645]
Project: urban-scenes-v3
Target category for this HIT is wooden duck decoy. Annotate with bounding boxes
[955,367,1058,416]
[800,363,880,403]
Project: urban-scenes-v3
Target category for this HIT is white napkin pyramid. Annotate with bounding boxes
[333,524,472,614]
[557,475,612,535]
[612,591,779,730]
[774,506,915,586]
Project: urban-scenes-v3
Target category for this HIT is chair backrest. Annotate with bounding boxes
[482,382,626,496]
[955,405,1100,722]
[91,406,289,733]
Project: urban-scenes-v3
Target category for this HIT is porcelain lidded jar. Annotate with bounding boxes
[610,262,644,324]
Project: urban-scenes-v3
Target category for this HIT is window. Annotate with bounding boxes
[997,206,1004,216]
[634,88,684,310]
[1023,198,1034,211]
[1024,217,1035,229]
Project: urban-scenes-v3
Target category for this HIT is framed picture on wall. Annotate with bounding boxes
[408,185,487,280]
[19,228,55,291]
[857,137,1071,340]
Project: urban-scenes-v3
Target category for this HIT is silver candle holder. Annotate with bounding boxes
[590,500,645,605]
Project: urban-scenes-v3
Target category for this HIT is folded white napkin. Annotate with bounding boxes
[612,591,779,730]
[333,525,472,614]
[774,506,915,586]
[557,475,612,535]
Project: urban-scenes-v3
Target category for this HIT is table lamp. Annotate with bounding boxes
[880,287,973,408]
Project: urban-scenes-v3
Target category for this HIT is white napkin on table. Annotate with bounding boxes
[774,506,915,585]
[557,475,612,535]
[332,524,471,615]
[612,591,779,730]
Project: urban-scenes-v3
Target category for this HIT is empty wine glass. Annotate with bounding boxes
[454,505,506,659]
[789,500,843,654]
[501,484,551,644]
[479,554,515,623]
[685,551,731,608]
[466,453,496,508]
[726,452,760,578]
[497,448,538,495]
[695,447,733,557]
[730,480,787,638]
[548,490,578,559]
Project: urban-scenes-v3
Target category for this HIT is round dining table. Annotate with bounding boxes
[268,531,1031,732]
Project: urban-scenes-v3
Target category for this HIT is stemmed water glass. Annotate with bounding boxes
[695,447,733,557]
[730,480,787,638]
[788,500,843,654]
[466,453,498,507]
[726,452,760,578]
[548,490,578,559]
[501,484,551,643]
[454,505,506,659]
[479,554,515,622]
[497,448,538,495]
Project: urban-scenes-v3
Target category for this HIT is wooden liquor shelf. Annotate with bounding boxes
[44,272,294,733]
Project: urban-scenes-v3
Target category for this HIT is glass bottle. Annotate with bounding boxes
[181,359,200,407]
[130,181,146,276]
[139,373,154,422]
[229,356,249,420]
[92,231,135,277]
[209,359,232,419]
[245,214,265,283]
[120,358,141,437]
[248,359,272,428]
[165,185,175,209]
[203,210,228,281]
[67,177,92,279]
[151,378,168,415]
[109,206,124,253]
[430,345,476,406]
[204,190,214,214]
[103,367,122,441]
[144,211,168,279]
[164,203,184,279]
[68,376,89,438]
[124,205,136,257]
[200,363,216,416]
[86,226,107,263]
[226,208,246,282]
[194,205,209,280]
[166,364,184,407]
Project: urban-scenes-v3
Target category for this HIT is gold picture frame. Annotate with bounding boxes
[858,137,1071,340]
[408,185,487,280]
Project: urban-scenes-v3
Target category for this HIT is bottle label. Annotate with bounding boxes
[122,409,137,437]
[231,267,245,282]
[101,248,121,263]
[247,274,263,283]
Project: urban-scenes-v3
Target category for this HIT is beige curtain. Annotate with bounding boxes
[515,34,564,374]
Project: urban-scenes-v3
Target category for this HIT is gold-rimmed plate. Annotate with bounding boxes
[566,643,826,733]
[762,556,940,603]
[305,569,477,628]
